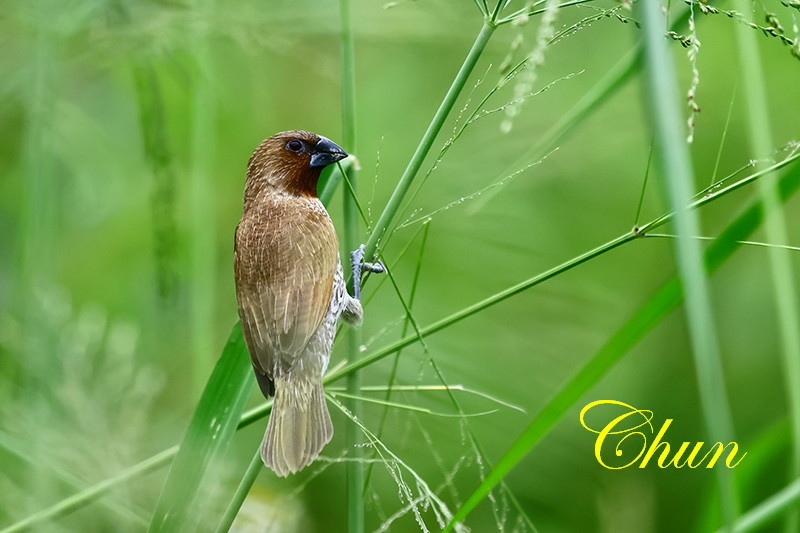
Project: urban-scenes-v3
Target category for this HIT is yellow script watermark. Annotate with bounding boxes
[579,400,746,469]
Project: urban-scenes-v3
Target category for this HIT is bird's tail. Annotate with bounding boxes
[261,377,333,476]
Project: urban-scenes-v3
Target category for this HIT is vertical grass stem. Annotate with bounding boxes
[339,0,364,531]
[640,0,738,528]
[362,21,496,261]
[731,5,800,531]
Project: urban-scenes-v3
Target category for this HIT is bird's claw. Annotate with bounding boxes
[350,245,365,292]
[362,260,385,274]
[350,244,385,300]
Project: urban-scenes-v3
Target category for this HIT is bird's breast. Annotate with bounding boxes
[235,195,339,284]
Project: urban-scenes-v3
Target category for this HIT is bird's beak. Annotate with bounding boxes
[309,136,348,168]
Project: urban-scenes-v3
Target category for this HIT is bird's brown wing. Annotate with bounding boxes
[235,198,339,388]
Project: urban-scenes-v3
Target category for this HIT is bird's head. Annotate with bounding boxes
[245,130,348,202]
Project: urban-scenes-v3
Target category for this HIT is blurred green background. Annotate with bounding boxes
[1,0,799,531]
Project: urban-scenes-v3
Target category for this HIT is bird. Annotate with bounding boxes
[234,130,377,476]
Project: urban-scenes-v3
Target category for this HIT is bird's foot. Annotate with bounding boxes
[350,244,385,300]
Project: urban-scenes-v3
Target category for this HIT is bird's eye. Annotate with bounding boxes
[285,139,304,153]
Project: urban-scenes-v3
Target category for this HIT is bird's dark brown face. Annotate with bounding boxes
[245,130,349,200]
[283,134,348,168]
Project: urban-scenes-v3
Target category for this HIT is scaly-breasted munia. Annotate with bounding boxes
[234,130,363,476]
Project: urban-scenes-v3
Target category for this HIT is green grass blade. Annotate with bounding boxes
[318,159,353,205]
[732,4,800,531]
[695,418,789,531]
[187,0,218,394]
[640,0,737,526]
[441,160,800,531]
[443,281,683,531]
[329,391,488,416]
[339,0,364,529]
[147,324,252,532]
[378,221,429,418]
[633,135,655,227]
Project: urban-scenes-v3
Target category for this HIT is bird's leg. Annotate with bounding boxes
[350,244,385,300]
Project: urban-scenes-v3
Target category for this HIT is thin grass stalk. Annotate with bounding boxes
[362,20,495,261]
[732,4,800,531]
[189,0,217,395]
[496,0,595,24]
[640,0,736,527]
[363,222,430,493]
[213,451,262,533]
[319,159,353,205]
[17,2,59,516]
[339,0,364,530]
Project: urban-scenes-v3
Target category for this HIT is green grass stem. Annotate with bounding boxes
[641,0,737,526]
[732,4,800,531]
[188,0,218,396]
[339,0,365,530]
[16,2,60,517]
[362,20,496,261]
[633,135,655,227]
[363,221,430,493]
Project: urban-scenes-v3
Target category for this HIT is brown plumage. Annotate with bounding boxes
[234,130,362,476]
